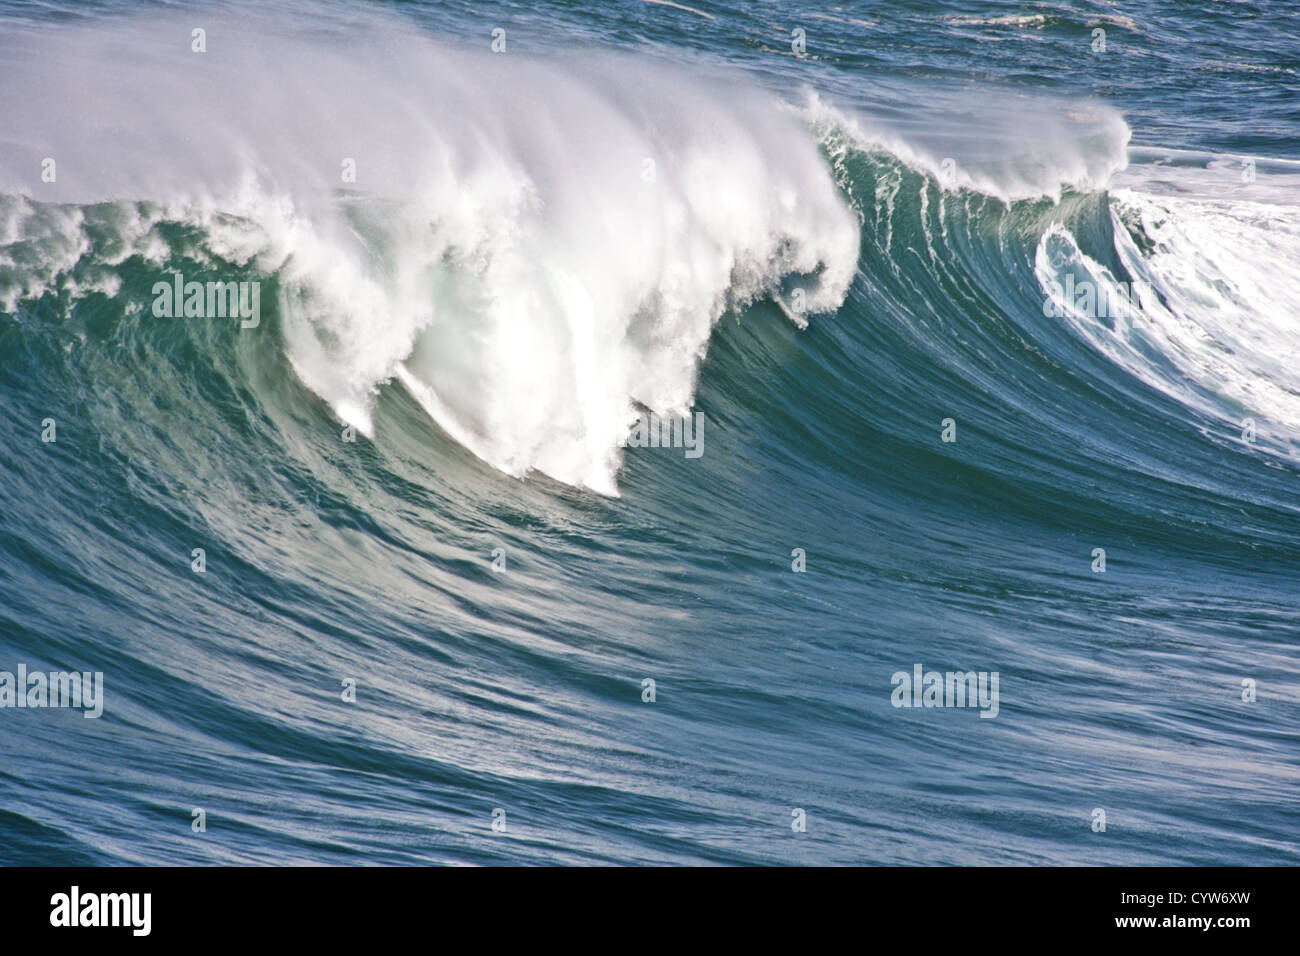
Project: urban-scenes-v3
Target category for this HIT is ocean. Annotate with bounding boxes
[0,0,1297,865]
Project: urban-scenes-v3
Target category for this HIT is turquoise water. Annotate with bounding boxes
[1,0,1298,864]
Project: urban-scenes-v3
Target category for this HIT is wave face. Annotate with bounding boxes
[1,1,1299,865]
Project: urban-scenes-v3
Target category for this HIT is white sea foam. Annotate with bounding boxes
[0,14,861,494]
[1038,158,1300,451]
[804,90,1131,203]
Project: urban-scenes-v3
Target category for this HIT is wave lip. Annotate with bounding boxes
[1,15,864,494]
[804,89,1131,203]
